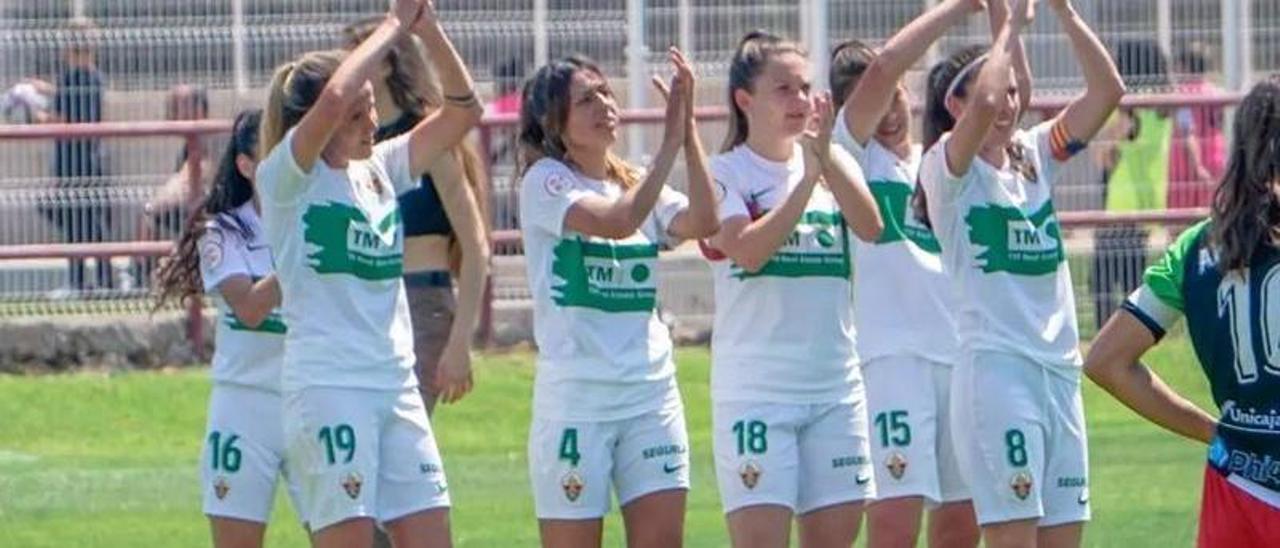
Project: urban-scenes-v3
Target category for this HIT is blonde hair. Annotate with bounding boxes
[258,50,345,160]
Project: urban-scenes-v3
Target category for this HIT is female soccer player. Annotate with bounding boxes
[701,30,883,548]
[1085,78,1280,548]
[154,109,302,548]
[343,17,490,411]
[255,0,481,546]
[829,1,998,546]
[916,0,1123,546]
[517,48,717,548]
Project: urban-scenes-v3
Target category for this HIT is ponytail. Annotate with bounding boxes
[722,30,807,152]
[258,50,345,160]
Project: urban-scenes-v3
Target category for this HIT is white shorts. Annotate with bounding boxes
[713,398,875,515]
[201,383,303,524]
[284,386,450,532]
[951,351,1090,527]
[528,405,691,520]
[863,356,969,505]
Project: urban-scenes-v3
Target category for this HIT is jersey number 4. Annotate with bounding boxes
[1218,266,1280,384]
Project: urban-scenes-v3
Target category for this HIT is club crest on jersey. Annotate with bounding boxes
[1010,471,1033,501]
[341,472,363,500]
[886,451,908,480]
[739,460,763,490]
[212,476,230,500]
[561,470,584,502]
[544,173,571,197]
[200,238,223,270]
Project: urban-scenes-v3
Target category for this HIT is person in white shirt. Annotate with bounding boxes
[253,1,482,546]
[700,29,883,548]
[828,2,1002,547]
[915,1,1123,546]
[518,48,718,548]
[154,109,303,548]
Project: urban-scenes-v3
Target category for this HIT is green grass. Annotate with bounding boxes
[0,338,1214,547]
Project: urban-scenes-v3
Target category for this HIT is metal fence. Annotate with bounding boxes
[0,0,1263,351]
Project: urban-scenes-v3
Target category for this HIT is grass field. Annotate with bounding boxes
[0,337,1213,547]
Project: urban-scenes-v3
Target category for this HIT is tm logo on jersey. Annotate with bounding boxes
[732,210,851,279]
[965,201,1064,275]
[303,202,403,281]
[551,237,659,312]
[869,181,941,254]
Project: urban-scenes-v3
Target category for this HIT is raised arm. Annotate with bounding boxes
[814,93,882,242]
[945,0,1027,176]
[660,48,720,240]
[406,1,485,178]
[1046,0,1125,141]
[290,0,418,172]
[563,52,690,240]
[845,0,982,145]
[989,0,1034,110]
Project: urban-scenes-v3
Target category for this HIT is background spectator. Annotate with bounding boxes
[1168,41,1227,208]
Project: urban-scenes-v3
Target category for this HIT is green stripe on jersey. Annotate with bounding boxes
[964,200,1063,275]
[868,180,941,253]
[302,202,403,281]
[224,311,288,334]
[733,210,851,279]
[551,237,659,313]
[1143,219,1210,313]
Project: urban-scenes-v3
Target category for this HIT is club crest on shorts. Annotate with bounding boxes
[212,476,230,500]
[341,472,363,500]
[561,470,584,503]
[885,451,908,480]
[1010,471,1033,501]
[739,460,762,490]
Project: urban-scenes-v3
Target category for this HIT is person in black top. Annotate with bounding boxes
[35,18,114,292]
[343,16,490,416]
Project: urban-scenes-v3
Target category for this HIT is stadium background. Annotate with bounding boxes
[0,1,1272,546]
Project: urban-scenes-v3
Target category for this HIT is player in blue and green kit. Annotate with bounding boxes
[1085,78,1280,548]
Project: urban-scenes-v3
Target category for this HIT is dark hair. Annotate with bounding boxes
[1177,42,1211,76]
[1210,79,1280,272]
[494,57,524,95]
[153,109,262,311]
[166,84,210,121]
[829,39,877,106]
[1113,39,1172,92]
[722,30,808,152]
[913,45,1037,227]
[518,54,638,188]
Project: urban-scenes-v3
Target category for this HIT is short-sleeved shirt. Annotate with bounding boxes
[519,158,688,421]
[918,121,1080,367]
[834,108,960,365]
[53,66,105,179]
[256,128,418,392]
[1125,220,1280,496]
[199,202,286,392]
[706,144,861,405]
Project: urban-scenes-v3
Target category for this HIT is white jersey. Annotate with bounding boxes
[257,129,417,392]
[917,121,1080,367]
[706,144,861,404]
[519,158,687,422]
[199,202,285,392]
[834,108,960,365]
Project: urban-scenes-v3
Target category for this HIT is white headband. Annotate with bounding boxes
[945,53,990,101]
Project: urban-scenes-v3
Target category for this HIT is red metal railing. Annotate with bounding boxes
[0,92,1239,350]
